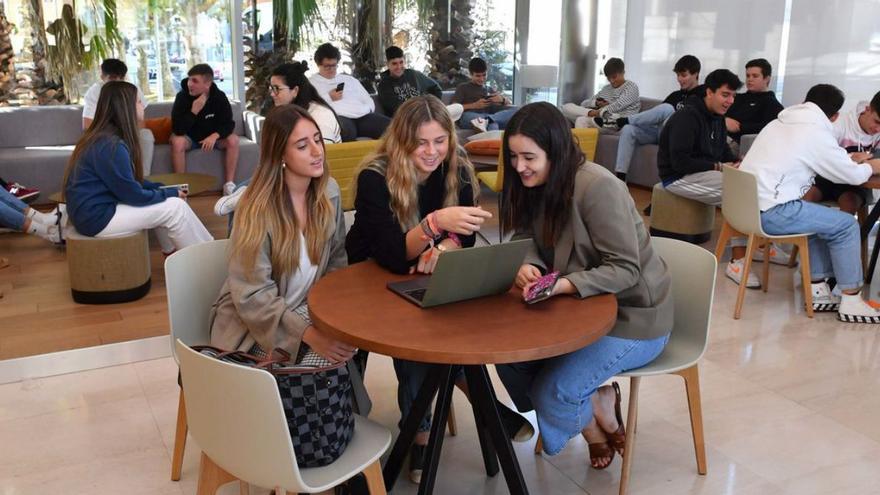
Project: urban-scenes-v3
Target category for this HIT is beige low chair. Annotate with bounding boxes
[176,339,391,494]
[714,166,813,319]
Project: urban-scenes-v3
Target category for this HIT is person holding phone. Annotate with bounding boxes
[496,102,672,469]
[452,57,519,132]
[561,58,641,129]
[309,43,391,141]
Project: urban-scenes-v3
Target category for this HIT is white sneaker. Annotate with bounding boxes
[471,117,488,133]
[838,294,880,323]
[811,282,841,312]
[725,258,760,289]
[753,243,791,265]
[214,185,247,216]
[223,181,236,196]
[574,115,601,129]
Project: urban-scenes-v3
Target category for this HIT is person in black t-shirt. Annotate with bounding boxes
[725,58,784,149]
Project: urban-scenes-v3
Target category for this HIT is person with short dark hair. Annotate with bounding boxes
[170,63,240,196]
[309,42,391,141]
[657,69,753,287]
[802,89,880,214]
[724,58,783,146]
[82,58,154,173]
[376,46,463,120]
[610,55,703,182]
[271,61,341,144]
[451,57,519,132]
[561,57,640,128]
[740,84,880,322]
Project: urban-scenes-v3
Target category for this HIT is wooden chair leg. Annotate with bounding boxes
[673,365,708,475]
[714,221,734,261]
[171,388,188,481]
[534,433,543,455]
[239,481,249,495]
[447,400,458,436]
[797,237,814,318]
[618,376,641,495]
[761,239,771,293]
[787,244,799,268]
[197,452,239,495]
[734,235,758,319]
[362,459,388,495]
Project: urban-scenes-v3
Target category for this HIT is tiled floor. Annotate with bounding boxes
[2,189,880,494]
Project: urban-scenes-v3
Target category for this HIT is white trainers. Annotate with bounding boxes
[214,185,246,216]
[838,294,880,323]
[471,117,488,133]
[223,181,236,196]
[574,115,601,129]
[753,243,791,265]
[811,282,841,312]
[725,258,760,289]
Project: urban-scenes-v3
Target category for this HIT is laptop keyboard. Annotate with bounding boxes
[405,288,427,301]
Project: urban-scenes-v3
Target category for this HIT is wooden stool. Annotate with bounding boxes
[648,183,715,244]
[66,229,151,304]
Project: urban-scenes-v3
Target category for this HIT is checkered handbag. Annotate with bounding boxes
[192,345,355,468]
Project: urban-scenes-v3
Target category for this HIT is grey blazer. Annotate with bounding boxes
[514,162,673,340]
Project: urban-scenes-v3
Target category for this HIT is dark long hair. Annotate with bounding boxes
[500,102,584,244]
[63,81,143,199]
[272,61,336,116]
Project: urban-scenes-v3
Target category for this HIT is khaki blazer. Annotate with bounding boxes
[515,163,673,340]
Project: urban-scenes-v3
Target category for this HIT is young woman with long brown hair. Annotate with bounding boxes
[63,81,211,253]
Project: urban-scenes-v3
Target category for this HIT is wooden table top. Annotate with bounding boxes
[308,260,618,365]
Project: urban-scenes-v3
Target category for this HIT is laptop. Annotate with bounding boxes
[387,239,532,308]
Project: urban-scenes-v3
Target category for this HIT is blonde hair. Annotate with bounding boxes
[230,105,334,278]
[356,95,478,230]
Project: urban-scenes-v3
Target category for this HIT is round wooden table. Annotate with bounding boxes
[47,172,217,203]
[309,260,617,495]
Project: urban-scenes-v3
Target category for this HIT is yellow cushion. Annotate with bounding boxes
[476,171,501,193]
[572,128,599,161]
[324,140,381,211]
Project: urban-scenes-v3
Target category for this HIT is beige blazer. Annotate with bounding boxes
[514,162,673,340]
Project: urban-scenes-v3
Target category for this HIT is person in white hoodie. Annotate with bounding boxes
[740,84,880,323]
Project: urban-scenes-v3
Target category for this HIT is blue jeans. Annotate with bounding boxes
[496,333,669,455]
[761,200,862,290]
[0,186,28,231]
[615,103,674,174]
[460,107,520,131]
[393,358,464,433]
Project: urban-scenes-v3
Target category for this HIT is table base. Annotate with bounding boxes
[861,203,880,284]
[382,364,529,495]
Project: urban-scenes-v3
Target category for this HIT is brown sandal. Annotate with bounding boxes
[605,381,626,455]
[587,440,615,470]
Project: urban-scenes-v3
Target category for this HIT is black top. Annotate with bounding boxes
[662,84,705,111]
[657,96,736,185]
[346,159,476,274]
[376,69,443,116]
[171,77,235,142]
[725,90,784,142]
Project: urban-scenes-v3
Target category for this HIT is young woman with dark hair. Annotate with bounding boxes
[270,61,342,144]
[496,102,673,469]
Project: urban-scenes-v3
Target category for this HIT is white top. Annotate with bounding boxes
[283,233,320,309]
[833,100,880,152]
[82,81,148,125]
[309,73,375,119]
[308,102,342,144]
[740,102,873,211]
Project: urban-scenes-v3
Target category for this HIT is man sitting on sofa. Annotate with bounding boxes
[170,64,240,196]
[724,58,783,154]
[452,57,518,133]
[82,58,155,175]
[561,57,640,129]
[611,54,703,182]
[377,46,463,121]
[657,69,754,288]
[309,42,391,141]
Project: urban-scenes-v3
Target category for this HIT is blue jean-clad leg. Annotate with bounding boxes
[761,200,862,289]
[627,103,674,127]
[0,187,27,230]
[497,333,669,455]
[459,110,489,130]
[488,107,520,130]
[615,123,661,174]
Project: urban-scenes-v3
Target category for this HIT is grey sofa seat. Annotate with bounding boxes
[0,100,259,202]
[591,97,663,188]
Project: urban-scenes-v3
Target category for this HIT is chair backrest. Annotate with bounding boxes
[165,239,230,363]
[325,140,381,211]
[651,237,717,367]
[176,339,307,490]
[490,128,600,191]
[721,166,764,236]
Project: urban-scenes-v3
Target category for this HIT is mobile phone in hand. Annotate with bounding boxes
[336,82,345,92]
[160,183,189,195]
[525,271,560,304]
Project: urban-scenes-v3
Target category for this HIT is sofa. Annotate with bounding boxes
[0,101,259,202]
[590,97,663,188]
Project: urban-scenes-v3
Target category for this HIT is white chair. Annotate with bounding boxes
[165,239,231,481]
[714,166,814,319]
[176,339,391,494]
[616,237,717,495]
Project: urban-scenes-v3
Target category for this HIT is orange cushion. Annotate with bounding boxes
[143,117,172,144]
[464,139,501,156]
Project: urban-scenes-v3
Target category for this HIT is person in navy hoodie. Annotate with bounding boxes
[63,81,213,254]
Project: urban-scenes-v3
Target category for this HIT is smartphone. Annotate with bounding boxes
[335,82,345,92]
[160,183,189,195]
[525,271,560,305]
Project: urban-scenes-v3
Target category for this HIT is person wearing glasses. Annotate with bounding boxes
[269,61,342,144]
[309,43,391,141]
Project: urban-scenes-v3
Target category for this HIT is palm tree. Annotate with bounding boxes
[22,0,65,104]
[0,2,15,104]
[426,0,474,88]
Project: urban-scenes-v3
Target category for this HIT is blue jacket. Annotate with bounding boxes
[65,136,178,236]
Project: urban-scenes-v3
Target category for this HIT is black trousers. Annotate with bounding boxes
[339,113,392,141]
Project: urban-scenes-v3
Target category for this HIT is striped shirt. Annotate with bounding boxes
[581,80,641,117]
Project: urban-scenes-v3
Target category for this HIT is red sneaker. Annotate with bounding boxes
[6,182,40,203]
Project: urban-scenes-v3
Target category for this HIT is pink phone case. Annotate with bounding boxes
[525,271,560,304]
